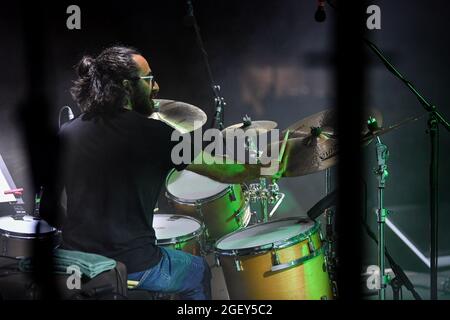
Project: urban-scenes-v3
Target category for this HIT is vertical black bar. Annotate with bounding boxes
[335,0,367,300]
[429,114,439,300]
[18,0,59,299]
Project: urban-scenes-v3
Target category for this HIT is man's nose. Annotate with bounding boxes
[153,81,160,93]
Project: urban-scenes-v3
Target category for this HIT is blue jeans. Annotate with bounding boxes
[128,247,211,300]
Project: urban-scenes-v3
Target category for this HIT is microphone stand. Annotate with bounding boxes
[324,0,450,300]
[185,0,226,130]
[364,39,450,300]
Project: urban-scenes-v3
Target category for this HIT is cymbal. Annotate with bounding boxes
[361,113,425,144]
[269,133,338,177]
[284,108,383,139]
[273,113,424,177]
[222,120,277,136]
[149,99,207,134]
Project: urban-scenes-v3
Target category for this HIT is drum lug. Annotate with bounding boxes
[271,249,281,266]
[234,255,244,272]
[215,254,221,267]
[307,236,316,253]
[228,186,237,202]
[195,201,204,219]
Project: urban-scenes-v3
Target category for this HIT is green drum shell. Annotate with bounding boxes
[165,169,249,240]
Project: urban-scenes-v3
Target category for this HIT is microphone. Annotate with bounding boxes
[315,0,326,22]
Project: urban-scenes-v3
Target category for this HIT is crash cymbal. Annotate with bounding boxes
[149,99,207,134]
[268,132,338,177]
[361,113,425,144]
[222,120,277,136]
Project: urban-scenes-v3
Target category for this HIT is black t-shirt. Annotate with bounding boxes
[50,110,186,274]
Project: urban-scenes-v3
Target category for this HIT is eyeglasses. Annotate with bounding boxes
[138,75,155,85]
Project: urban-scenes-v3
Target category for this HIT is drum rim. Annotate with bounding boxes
[165,169,235,204]
[154,214,204,246]
[0,228,58,239]
[214,217,320,256]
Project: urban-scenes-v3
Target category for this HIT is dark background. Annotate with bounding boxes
[1,0,450,287]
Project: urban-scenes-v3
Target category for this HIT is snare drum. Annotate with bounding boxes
[215,217,333,300]
[153,214,203,256]
[165,169,251,241]
[0,214,60,258]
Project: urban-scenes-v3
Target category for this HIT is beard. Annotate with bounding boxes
[131,91,155,117]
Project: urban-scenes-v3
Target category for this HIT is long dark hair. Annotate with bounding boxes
[70,46,140,114]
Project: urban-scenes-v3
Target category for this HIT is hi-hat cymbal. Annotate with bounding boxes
[149,99,207,134]
[222,120,278,136]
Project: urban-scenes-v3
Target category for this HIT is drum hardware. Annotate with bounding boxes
[270,245,327,273]
[361,181,422,300]
[214,217,333,299]
[370,118,391,301]
[233,256,244,272]
[363,38,450,300]
[244,180,285,223]
[243,127,288,224]
[362,115,422,300]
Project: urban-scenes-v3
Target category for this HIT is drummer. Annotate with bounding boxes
[40,46,280,300]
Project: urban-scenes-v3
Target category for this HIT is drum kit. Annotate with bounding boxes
[149,98,420,300]
[0,94,422,300]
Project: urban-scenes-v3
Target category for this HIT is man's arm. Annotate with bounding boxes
[186,151,275,184]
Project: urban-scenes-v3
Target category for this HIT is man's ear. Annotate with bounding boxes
[122,79,132,94]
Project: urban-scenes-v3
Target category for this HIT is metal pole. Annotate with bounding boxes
[429,113,439,300]
[260,177,269,222]
[375,137,389,300]
[377,187,386,300]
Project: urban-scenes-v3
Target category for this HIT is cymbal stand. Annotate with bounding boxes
[244,131,285,223]
[374,136,390,300]
[246,179,284,224]
[324,168,338,296]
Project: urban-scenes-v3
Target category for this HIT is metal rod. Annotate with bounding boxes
[429,113,439,300]
[374,136,389,300]
[377,188,386,300]
[260,177,268,222]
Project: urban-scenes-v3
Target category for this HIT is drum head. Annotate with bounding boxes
[153,214,202,243]
[166,170,230,201]
[216,217,316,251]
[0,215,56,235]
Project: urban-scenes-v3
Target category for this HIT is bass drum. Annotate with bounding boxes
[165,169,251,241]
[215,217,333,300]
[153,214,204,256]
[0,214,60,258]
